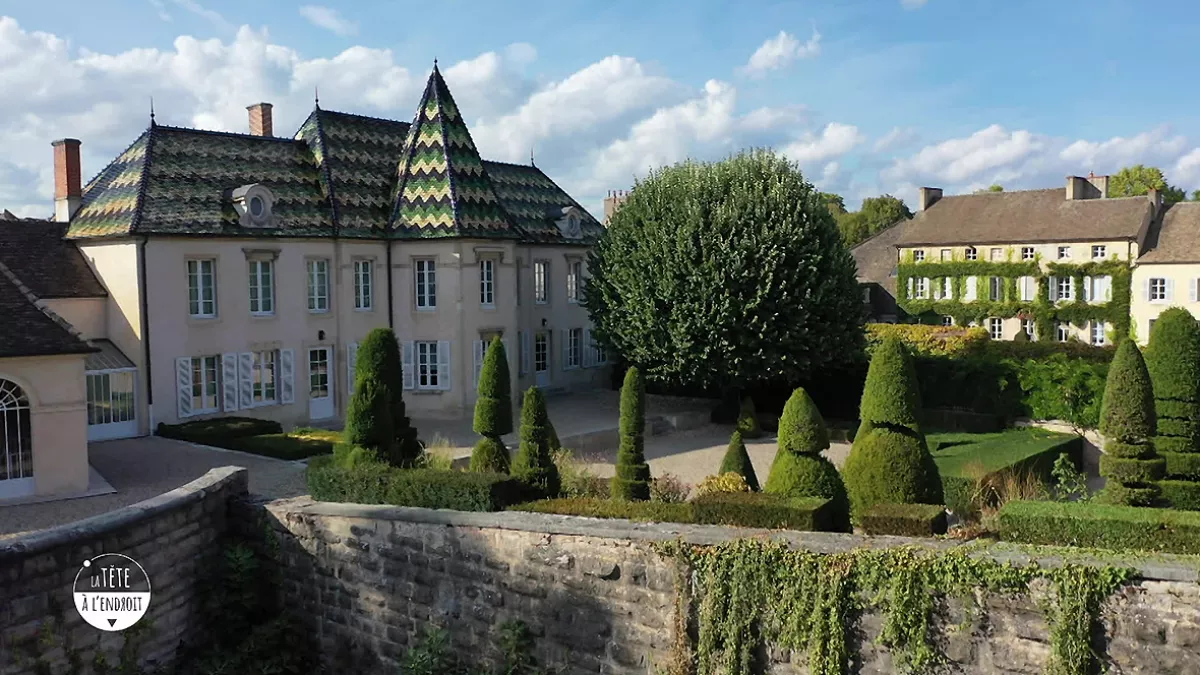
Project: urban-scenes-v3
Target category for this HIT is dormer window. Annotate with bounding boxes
[555,206,585,239]
[231,184,276,228]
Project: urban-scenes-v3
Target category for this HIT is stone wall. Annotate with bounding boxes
[264,497,1200,675]
[0,467,248,675]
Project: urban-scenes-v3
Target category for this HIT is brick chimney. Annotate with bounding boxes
[1066,175,1108,200]
[917,187,942,211]
[603,189,631,225]
[52,138,82,223]
[247,103,273,137]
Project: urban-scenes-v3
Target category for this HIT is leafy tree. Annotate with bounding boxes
[837,211,870,246]
[351,328,420,466]
[511,387,561,497]
[974,184,1004,193]
[470,337,513,473]
[1145,308,1200,461]
[719,430,759,491]
[1109,164,1185,204]
[1098,340,1164,506]
[585,150,866,394]
[822,192,847,216]
[1192,189,1200,202]
[839,194,913,248]
[764,387,851,530]
[736,397,763,439]
[611,367,651,500]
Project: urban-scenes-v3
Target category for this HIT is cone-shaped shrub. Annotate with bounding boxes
[511,387,561,497]
[345,374,395,458]
[736,397,763,439]
[355,328,421,466]
[548,417,562,453]
[473,337,513,437]
[1098,339,1163,505]
[764,387,851,531]
[719,430,760,491]
[611,367,651,501]
[1145,308,1200,478]
[470,437,510,474]
[843,337,943,519]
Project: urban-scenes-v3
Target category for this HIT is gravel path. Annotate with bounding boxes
[0,437,306,538]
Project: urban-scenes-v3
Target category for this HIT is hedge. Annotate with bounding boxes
[224,433,337,461]
[512,494,833,531]
[865,324,989,357]
[306,456,529,511]
[157,416,283,442]
[997,500,1200,554]
[1158,480,1200,511]
[931,429,1082,515]
[860,503,948,536]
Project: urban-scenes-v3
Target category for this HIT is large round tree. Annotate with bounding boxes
[584,150,865,393]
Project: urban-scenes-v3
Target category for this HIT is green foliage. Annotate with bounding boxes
[398,621,550,675]
[931,428,1080,515]
[844,428,944,519]
[345,374,395,457]
[775,387,830,455]
[1098,340,1162,504]
[1011,352,1109,430]
[974,184,1004,193]
[735,397,763,438]
[585,149,866,391]
[306,456,528,511]
[513,494,833,531]
[1158,480,1200,511]
[612,367,651,501]
[511,387,561,498]
[859,503,948,536]
[473,337,514,437]
[839,194,913,247]
[765,390,850,530]
[156,416,282,441]
[1108,164,1186,203]
[469,436,510,474]
[354,327,422,466]
[695,472,752,497]
[650,474,692,503]
[1162,450,1200,478]
[1145,307,1200,457]
[998,499,1200,554]
[718,431,759,491]
[858,337,922,429]
[1052,453,1092,502]
[156,419,335,460]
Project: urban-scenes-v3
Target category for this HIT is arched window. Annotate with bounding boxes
[0,379,32,482]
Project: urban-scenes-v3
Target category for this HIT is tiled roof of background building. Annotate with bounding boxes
[0,220,106,297]
[0,263,96,358]
[1138,202,1200,263]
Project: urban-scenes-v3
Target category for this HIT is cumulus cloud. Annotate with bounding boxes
[741,29,821,78]
[299,6,357,37]
[873,126,918,153]
[782,123,866,167]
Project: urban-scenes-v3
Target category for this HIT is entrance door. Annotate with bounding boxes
[308,347,334,420]
[534,332,551,388]
[0,378,34,500]
[86,369,139,441]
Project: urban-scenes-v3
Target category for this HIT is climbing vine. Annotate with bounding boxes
[655,539,1136,675]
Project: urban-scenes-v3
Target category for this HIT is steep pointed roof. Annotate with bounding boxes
[389,65,519,239]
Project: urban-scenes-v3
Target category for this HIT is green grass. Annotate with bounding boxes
[158,417,341,460]
[998,500,1200,555]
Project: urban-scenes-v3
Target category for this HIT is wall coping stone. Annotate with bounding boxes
[266,496,1200,583]
[0,467,249,560]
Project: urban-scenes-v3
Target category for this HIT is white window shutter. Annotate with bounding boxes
[401,341,415,390]
[438,340,452,391]
[176,357,193,419]
[966,277,977,301]
[1048,277,1058,301]
[1105,276,1112,302]
[907,278,913,297]
[520,331,531,375]
[1083,276,1092,303]
[1167,278,1176,301]
[279,348,295,405]
[473,340,485,388]
[222,353,239,412]
[238,352,254,409]
[1144,277,1151,301]
[1192,279,1198,303]
[346,342,359,395]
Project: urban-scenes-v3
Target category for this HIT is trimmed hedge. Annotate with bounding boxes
[865,324,989,357]
[306,456,528,511]
[1159,480,1200,511]
[157,416,283,442]
[997,500,1200,554]
[860,503,948,536]
[1162,451,1200,479]
[512,494,833,531]
[932,429,1080,516]
[224,433,336,460]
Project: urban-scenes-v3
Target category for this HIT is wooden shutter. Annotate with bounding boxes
[1143,277,1151,301]
[238,352,254,409]
[1191,279,1198,303]
[401,341,415,390]
[346,342,359,395]
[279,349,295,405]
[1048,277,1058,301]
[519,331,530,375]
[473,340,486,388]
[1167,278,1176,302]
[906,278,913,298]
[437,340,452,391]
[176,357,193,419]
[1083,276,1092,303]
[965,277,976,301]
[560,329,569,369]
[221,353,239,412]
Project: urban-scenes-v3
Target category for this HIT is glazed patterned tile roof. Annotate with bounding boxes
[67,66,599,244]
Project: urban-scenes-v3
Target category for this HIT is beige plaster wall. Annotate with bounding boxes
[1129,262,1200,344]
[0,354,89,496]
[76,241,145,431]
[42,297,107,341]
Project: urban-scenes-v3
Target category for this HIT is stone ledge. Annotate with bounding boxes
[0,467,249,560]
[264,496,1200,582]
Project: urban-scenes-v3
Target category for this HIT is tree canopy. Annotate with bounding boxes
[833,194,913,248]
[1109,165,1186,203]
[585,150,866,392]
[974,184,1004,193]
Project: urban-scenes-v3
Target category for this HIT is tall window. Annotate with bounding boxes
[1149,278,1167,302]
[988,318,1003,340]
[942,316,954,327]
[354,260,373,310]
[534,260,549,304]
[1057,276,1074,301]
[187,259,216,318]
[1021,247,1035,261]
[989,277,1003,301]
[1056,322,1070,342]
[479,259,495,307]
[416,341,440,389]
[912,250,926,262]
[252,350,277,405]
[964,247,977,261]
[940,249,951,261]
[567,328,583,368]
[1021,319,1035,340]
[415,259,436,309]
[1091,321,1107,346]
[191,356,219,413]
[567,260,582,303]
[0,380,32,482]
[989,248,1003,261]
[307,259,329,312]
[248,260,274,315]
[914,278,928,299]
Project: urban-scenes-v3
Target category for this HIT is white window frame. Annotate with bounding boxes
[1021,319,1035,340]
[1092,245,1107,260]
[1150,277,1168,302]
[1056,276,1074,302]
[248,259,275,316]
[1056,322,1070,342]
[1018,276,1035,302]
[964,247,977,261]
[914,277,929,299]
[534,260,549,304]
[187,258,217,318]
[251,350,278,406]
[989,248,1003,261]
[940,249,951,261]
[479,259,495,308]
[307,258,330,313]
[566,328,583,369]
[567,259,582,304]
[415,259,436,310]
[988,318,1003,340]
[416,340,440,390]
[989,277,1003,301]
[1091,321,1107,346]
[1021,247,1035,261]
[191,355,219,414]
[1057,246,1071,260]
[942,316,954,326]
[354,260,374,311]
[912,249,926,263]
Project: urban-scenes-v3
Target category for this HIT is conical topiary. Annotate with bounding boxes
[736,397,764,439]
[1098,339,1164,506]
[470,437,510,473]
[345,374,395,459]
[470,337,513,473]
[511,387,561,497]
[611,367,651,501]
[764,387,851,531]
[842,337,943,519]
[1145,309,1200,467]
[355,328,421,466]
[719,430,760,491]
[548,417,562,453]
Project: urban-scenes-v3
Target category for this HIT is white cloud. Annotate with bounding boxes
[901,0,929,9]
[168,0,231,32]
[299,5,357,37]
[1174,148,1200,188]
[883,124,1044,184]
[873,126,918,153]
[148,0,172,22]
[781,122,866,167]
[741,29,821,78]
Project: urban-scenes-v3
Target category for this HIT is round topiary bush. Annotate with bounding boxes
[841,427,944,516]
[858,336,922,431]
[1145,308,1200,483]
[719,430,759,491]
[612,367,651,501]
[1098,339,1162,505]
[511,387,561,498]
[470,436,510,474]
[764,387,850,530]
[736,398,763,439]
[776,387,829,455]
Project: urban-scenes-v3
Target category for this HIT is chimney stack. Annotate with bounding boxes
[917,187,942,211]
[603,189,631,225]
[247,103,273,137]
[1066,175,1108,200]
[1148,188,1162,216]
[52,139,82,223]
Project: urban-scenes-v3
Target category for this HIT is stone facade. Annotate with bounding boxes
[0,467,248,675]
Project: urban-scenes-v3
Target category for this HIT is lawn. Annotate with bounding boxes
[157,417,341,460]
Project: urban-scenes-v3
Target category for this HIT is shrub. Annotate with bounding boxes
[1011,326,1030,343]
[1145,308,1200,464]
[1098,340,1162,505]
[765,387,851,531]
[473,337,514,437]
[931,429,1081,515]
[1159,480,1200,511]
[1162,451,1200,479]
[858,337,922,430]
[469,436,510,474]
[997,499,1200,554]
[695,472,752,498]
[844,428,944,517]
[650,473,691,503]
[512,498,693,523]
[865,323,989,357]
[345,374,395,457]
[354,328,422,466]
[611,367,651,501]
[860,503,948,536]
[511,387,561,498]
[512,494,833,531]
[736,398,763,439]
[553,448,608,499]
[224,433,335,460]
[157,416,282,442]
[719,431,760,491]
[307,457,528,511]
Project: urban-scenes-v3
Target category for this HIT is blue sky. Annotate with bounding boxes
[3,0,1200,218]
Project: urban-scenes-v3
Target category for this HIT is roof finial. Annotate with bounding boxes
[530,145,535,167]
[314,86,320,109]
[433,57,438,69]
[149,97,156,127]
